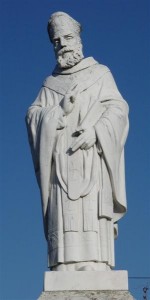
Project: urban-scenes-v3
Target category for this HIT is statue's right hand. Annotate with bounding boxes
[62,84,79,115]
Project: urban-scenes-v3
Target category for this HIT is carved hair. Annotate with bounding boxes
[47,12,82,43]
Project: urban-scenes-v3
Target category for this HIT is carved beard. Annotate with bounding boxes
[56,44,84,69]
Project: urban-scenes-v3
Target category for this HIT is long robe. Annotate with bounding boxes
[26,57,129,268]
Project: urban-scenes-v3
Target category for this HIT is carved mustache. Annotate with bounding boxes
[57,47,74,56]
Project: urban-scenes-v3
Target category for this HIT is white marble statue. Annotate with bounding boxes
[26,12,129,271]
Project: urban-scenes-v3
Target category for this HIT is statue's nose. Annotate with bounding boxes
[60,37,67,47]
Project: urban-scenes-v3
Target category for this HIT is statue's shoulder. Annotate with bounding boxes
[92,62,110,77]
[81,62,110,89]
[43,74,55,87]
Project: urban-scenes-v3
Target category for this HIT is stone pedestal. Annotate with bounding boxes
[44,271,128,291]
[38,290,135,300]
[38,271,135,300]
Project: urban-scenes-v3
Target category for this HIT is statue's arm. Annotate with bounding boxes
[26,87,65,142]
[25,86,64,176]
[72,70,129,152]
[94,70,129,153]
[93,71,129,218]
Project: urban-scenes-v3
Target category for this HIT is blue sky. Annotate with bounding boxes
[0,0,150,299]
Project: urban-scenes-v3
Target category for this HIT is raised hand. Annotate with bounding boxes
[62,83,79,115]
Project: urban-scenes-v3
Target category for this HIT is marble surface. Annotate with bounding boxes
[38,290,135,300]
[44,271,128,291]
[26,11,129,271]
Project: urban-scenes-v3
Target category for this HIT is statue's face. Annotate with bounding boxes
[52,19,84,69]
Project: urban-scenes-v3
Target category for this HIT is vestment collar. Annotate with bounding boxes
[43,58,109,95]
[52,57,97,75]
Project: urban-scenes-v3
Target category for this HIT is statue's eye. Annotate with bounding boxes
[54,39,59,45]
[65,36,73,40]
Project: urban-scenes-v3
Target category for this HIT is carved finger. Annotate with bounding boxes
[72,136,85,152]
[80,142,87,150]
[72,134,84,147]
[84,141,94,150]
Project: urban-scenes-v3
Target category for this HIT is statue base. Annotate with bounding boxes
[44,270,128,291]
[38,290,135,300]
[38,271,135,299]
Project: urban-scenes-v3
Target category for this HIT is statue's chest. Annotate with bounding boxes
[57,72,85,91]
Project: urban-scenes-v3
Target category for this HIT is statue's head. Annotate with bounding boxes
[47,12,84,69]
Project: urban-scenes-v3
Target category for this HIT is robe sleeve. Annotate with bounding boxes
[94,71,129,222]
[26,87,63,180]
[26,87,63,237]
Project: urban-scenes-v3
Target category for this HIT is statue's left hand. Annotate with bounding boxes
[71,127,96,152]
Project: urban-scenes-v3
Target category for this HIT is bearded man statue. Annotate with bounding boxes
[26,12,129,272]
